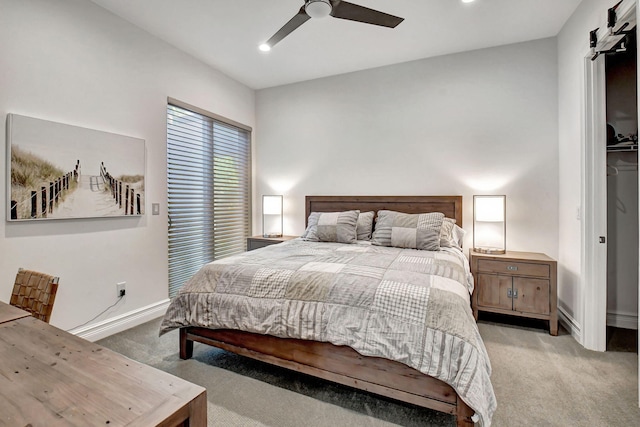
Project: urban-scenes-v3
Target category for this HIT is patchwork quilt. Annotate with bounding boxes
[160,239,497,426]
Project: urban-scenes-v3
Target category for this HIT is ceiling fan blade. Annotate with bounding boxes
[264,7,311,48]
[329,0,403,28]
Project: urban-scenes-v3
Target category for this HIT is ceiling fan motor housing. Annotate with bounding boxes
[306,0,332,19]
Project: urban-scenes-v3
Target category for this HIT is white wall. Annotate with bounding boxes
[0,0,255,335]
[255,39,559,259]
[557,0,621,340]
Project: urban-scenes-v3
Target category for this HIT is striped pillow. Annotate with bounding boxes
[439,218,456,248]
[371,210,444,251]
[356,211,375,241]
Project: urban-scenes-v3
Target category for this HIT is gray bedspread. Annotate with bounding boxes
[161,239,496,426]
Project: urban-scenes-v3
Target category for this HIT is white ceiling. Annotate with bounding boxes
[90,0,583,90]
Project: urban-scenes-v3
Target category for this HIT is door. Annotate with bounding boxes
[477,274,512,311]
[513,277,550,315]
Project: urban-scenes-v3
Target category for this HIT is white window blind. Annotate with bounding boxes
[167,102,251,297]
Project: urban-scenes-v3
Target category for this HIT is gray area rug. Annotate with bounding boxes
[98,316,639,426]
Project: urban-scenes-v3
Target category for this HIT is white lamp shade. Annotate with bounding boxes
[263,195,282,215]
[473,195,506,254]
[262,195,283,238]
[475,196,505,222]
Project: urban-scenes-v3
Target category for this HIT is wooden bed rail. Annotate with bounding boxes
[180,327,474,426]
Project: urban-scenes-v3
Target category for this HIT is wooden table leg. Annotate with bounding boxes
[550,314,558,336]
[187,389,207,427]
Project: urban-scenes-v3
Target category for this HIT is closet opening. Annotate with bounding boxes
[605,27,639,353]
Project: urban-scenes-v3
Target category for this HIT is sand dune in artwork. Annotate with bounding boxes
[48,175,124,218]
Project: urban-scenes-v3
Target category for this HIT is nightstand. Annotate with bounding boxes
[470,250,558,335]
[247,235,297,251]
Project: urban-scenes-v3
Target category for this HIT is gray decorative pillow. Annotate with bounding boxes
[371,210,444,251]
[439,218,456,248]
[302,210,359,244]
[356,211,375,241]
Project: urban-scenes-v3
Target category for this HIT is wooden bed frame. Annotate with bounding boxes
[179,195,475,426]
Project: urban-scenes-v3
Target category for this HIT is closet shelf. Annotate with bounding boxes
[607,144,638,152]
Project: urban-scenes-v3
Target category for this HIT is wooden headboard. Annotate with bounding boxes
[305,196,463,227]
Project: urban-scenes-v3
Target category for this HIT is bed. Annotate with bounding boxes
[161,195,496,426]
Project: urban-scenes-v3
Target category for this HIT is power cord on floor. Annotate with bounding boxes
[66,294,125,332]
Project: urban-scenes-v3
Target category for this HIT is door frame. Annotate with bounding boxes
[581,0,638,359]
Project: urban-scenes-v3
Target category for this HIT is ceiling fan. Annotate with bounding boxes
[259,0,404,51]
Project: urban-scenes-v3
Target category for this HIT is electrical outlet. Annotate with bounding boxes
[117,282,126,297]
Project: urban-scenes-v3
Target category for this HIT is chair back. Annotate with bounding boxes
[10,269,59,323]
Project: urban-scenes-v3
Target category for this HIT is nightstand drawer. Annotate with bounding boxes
[477,259,549,278]
[248,239,276,251]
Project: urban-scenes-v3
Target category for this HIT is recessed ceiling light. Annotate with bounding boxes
[462,0,476,3]
[259,43,271,52]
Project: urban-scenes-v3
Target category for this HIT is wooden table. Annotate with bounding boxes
[0,315,206,426]
[0,300,30,324]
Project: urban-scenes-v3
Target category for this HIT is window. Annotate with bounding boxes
[167,101,251,297]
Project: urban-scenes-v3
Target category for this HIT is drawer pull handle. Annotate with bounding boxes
[512,289,518,299]
[507,288,512,298]
[507,265,518,271]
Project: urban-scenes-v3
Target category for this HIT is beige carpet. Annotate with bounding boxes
[479,316,638,426]
[98,316,639,426]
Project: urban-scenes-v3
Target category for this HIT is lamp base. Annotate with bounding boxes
[473,247,506,255]
[263,233,283,238]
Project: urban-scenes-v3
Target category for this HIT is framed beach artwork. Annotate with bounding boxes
[6,114,145,221]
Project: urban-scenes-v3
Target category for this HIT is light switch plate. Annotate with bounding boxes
[152,203,160,215]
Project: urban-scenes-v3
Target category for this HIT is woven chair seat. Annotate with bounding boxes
[10,269,59,323]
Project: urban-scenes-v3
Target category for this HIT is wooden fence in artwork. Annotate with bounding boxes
[100,162,141,216]
[10,160,80,220]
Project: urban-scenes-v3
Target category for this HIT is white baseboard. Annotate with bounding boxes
[68,299,171,342]
[607,311,639,330]
[558,306,582,344]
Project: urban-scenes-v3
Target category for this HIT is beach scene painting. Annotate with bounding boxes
[7,114,145,221]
